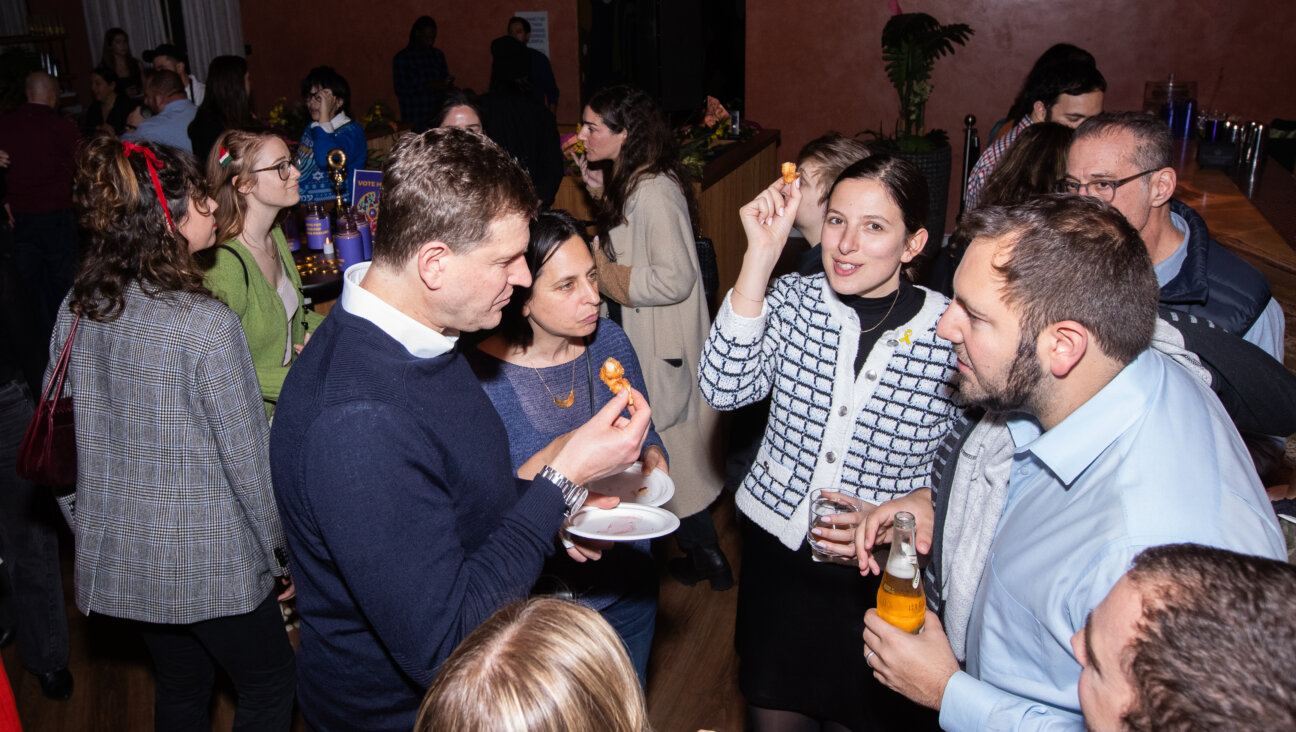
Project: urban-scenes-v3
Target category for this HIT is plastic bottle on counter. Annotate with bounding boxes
[304,202,330,251]
[334,215,364,268]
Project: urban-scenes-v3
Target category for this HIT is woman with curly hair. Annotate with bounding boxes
[204,128,322,417]
[49,137,295,729]
[575,85,729,589]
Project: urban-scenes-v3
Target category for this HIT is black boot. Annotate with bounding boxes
[669,545,734,591]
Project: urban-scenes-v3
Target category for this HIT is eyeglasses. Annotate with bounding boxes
[251,160,297,181]
[1054,169,1160,201]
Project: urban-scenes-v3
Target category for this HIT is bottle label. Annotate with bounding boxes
[876,591,925,633]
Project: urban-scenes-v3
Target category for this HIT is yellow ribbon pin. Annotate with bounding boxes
[899,329,912,345]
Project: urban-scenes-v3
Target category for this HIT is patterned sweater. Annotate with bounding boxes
[699,274,960,549]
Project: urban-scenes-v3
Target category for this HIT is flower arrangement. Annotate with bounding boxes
[266,96,309,140]
[361,102,399,135]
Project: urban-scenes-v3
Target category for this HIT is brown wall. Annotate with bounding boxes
[746,0,1296,233]
[240,1,581,125]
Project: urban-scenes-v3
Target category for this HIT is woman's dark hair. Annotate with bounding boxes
[100,28,140,82]
[90,64,119,90]
[498,210,592,347]
[826,152,929,237]
[585,85,699,251]
[432,90,483,128]
[71,138,210,321]
[196,55,251,130]
[979,122,1074,208]
[301,65,351,114]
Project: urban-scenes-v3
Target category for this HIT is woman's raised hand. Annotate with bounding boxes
[574,152,604,191]
[739,176,802,258]
[729,176,802,317]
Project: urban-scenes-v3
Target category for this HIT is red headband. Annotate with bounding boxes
[121,141,176,231]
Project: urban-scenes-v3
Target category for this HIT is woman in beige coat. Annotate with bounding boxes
[576,84,730,589]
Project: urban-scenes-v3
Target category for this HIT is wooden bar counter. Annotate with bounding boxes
[554,129,781,307]
[1173,143,1296,276]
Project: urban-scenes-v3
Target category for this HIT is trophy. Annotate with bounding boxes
[326,148,347,210]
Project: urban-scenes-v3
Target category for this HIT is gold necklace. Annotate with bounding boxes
[532,357,578,408]
[860,287,901,334]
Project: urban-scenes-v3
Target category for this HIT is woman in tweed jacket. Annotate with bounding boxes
[50,138,294,729]
[699,153,958,732]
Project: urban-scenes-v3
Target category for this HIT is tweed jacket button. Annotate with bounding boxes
[838,406,847,416]
[865,370,878,381]
[825,451,836,463]
[887,339,898,347]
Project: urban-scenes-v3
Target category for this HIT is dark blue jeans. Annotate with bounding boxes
[0,379,70,674]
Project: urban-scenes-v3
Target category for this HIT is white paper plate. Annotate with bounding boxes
[565,504,680,541]
[588,463,675,507]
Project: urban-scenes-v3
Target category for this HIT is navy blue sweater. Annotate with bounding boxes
[270,304,568,732]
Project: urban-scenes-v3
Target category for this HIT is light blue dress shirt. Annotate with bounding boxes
[1155,211,1286,361]
[939,349,1286,732]
[120,98,196,153]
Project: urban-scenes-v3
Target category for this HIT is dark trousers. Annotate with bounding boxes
[136,593,296,732]
[0,379,70,674]
[12,210,78,345]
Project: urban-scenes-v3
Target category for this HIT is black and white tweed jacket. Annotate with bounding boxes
[699,274,960,549]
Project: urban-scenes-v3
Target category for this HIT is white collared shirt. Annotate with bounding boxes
[313,110,353,134]
[340,262,456,358]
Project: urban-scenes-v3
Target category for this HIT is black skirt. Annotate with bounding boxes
[735,518,939,732]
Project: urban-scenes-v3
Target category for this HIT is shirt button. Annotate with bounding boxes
[886,339,898,347]
[838,406,848,417]
[865,370,878,381]
[826,451,836,463]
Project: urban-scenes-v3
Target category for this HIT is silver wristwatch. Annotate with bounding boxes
[539,465,588,517]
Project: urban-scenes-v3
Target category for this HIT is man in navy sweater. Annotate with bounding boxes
[270,128,652,731]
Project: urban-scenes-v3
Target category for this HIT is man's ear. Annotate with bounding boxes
[1029,100,1049,124]
[415,240,452,291]
[1147,167,1177,208]
[1040,320,1089,378]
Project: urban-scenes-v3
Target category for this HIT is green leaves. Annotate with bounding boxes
[879,12,974,139]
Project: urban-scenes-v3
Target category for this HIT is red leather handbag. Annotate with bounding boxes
[17,315,80,495]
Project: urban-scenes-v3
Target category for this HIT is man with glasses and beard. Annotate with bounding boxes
[847,196,1284,732]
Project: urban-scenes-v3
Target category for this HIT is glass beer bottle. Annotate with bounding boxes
[876,511,925,633]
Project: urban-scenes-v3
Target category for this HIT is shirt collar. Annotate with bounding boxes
[313,111,352,134]
[340,262,456,358]
[1007,349,1161,486]
[1152,211,1190,287]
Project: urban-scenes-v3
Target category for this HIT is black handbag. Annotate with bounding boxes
[17,315,80,495]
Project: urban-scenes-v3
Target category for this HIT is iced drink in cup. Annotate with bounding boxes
[807,489,862,563]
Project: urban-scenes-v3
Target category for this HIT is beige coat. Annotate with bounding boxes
[598,174,723,518]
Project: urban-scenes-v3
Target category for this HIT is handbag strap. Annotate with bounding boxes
[40,314,81,406]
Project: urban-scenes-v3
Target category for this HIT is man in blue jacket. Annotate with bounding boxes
[270,128,652,731]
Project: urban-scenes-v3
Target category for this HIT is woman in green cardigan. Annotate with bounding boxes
[203,129,324,416]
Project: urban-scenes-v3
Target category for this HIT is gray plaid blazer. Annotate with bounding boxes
[48,284,286,624]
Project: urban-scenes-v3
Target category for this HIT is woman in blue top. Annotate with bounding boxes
[294,66,368,203]
[468,210,665,685]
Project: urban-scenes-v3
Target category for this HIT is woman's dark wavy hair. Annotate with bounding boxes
[196,55,252,131]
[498,210,593,348]
[979,122,1074,208]
[99,27,140,81]
[71,137,211,321]
[90,64,119,91]
[585,85,699,255]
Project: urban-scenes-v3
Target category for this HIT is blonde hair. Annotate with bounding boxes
[416,598,651,732]
[207,128,278,244]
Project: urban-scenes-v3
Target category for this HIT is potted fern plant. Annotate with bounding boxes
[864,12,973,238]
